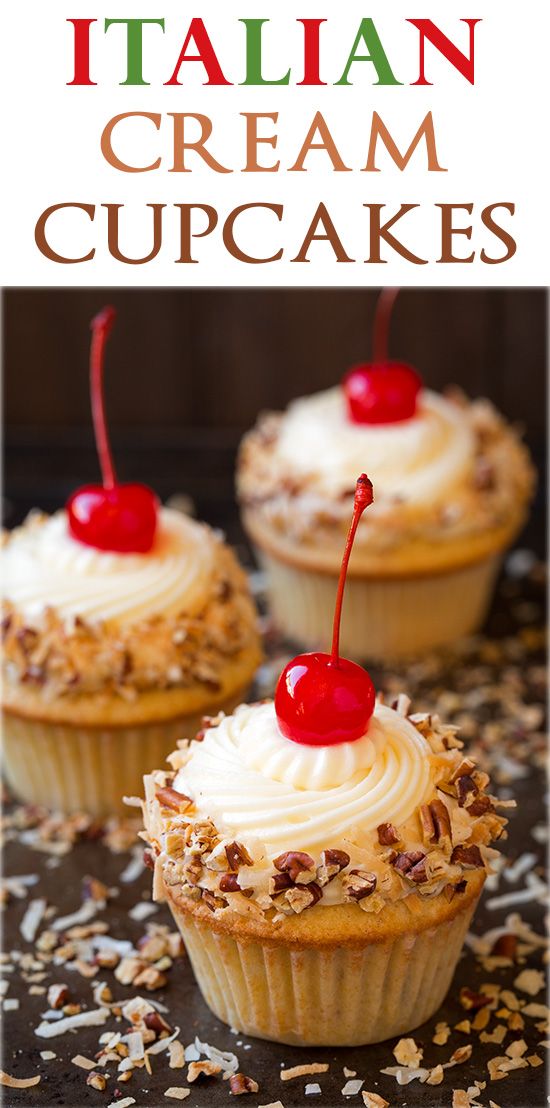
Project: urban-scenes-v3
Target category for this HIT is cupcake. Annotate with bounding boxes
[237,290,534,660]
[141,477,509,1047]
[2,308,261,817]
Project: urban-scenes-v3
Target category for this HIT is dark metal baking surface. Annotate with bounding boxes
[2,564,547,1108]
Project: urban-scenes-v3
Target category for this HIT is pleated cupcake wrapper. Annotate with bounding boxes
[256,548,502,661]
[3,692,241,817]
[167,895,478,1047]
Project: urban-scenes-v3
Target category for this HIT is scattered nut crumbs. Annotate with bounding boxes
[392,1038,423,1067]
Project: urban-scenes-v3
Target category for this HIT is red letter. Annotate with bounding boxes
[67,18,97,85]
[408,18,481,86]
[297,19,327,86]
[165,18,231,85]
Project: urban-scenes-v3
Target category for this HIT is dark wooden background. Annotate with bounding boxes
[3,288,547,551]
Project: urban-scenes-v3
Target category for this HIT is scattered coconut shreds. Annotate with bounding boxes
[146,1027,181,1056]
[20,897,48,943]
[305,1083,322,1096]
[514,968,545,996]
[3,998,19,1011]
[0,1070,41,1088]
[40,1052,56,1061]
[281,1063,329,1081]
[393,1037,423,1067]
[35,1006,110,1037]
[194,1036,239,1075]
[51,898,104,932]
[503,852,539,883]
[164,1090,190,1101]
[342,1078,364,1096]
[362,1094,389,1108]
[343,1067,357,1078]
[128,901,158,922]
[107,1099,136,1108]
[71,1055,97,1071]
[120,849,146,884]
[187,1060,222,1082]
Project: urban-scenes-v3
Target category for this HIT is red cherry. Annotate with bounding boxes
[344,360,422,424]
[275,474,376,746]
[342,288,422,425]
[67,483,158,553]
[66,306,158,554]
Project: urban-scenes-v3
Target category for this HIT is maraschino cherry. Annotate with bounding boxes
[67,306,159,553]
[344,288,422,424]
[275,474,376,746]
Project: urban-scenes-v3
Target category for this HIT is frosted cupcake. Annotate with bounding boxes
[1,309,261,817]
[237,290,534,659]
[142,478,509,1046]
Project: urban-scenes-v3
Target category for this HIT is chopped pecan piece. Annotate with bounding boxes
[459,986,491,1011]
[317,848,350,885]
[491,933,518,959]
[144,1010,172,1034]
[343,870,377,901]
[466,795,495,817]
[47,983,69,1009]
[408,857,429,883]
[449,758,476,783]
[451,844,483,868]
[201,890,226,912]
[274,850,316,883]
[443,879,467,902]
[225,841,253,870]
[143,849,155,870]
[155,786,192,813]
[229,1073,259,1095]
[392,850,426,878]
[430,799,452,845]
[285,883,322,913]
[218,873,240,893]
[269,872,293,895]
[377,822,400,845]
[456,775,478,807]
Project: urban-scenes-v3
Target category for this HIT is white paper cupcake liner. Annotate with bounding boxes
[256,549,502,660]
[167,891,479,1047]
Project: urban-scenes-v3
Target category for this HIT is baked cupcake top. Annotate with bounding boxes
[1,507,259,702]
[237,386,534,572]
[142,695,509,921]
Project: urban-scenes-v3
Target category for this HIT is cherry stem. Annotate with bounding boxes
[90,306,117,490]
[373,287,400,364]
[330,474,374,666]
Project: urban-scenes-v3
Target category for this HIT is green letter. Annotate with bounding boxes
[336,19,402,86]
[240,19,290,85]
[104,18,165,85]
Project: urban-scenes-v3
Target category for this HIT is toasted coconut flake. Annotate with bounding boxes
[393,1037,423,1067]
[169,1041,185,1068]
[281,1063,329,1081]
[427,1064,444,1085]
[107,1099,136,1108]
[164,1089,190,1100]
[71,1055,97,1071]
[0,1071,41,1088]
[187,1060,221,1082]
[362,1094,389,1108]
[20,897,47,942]
[380,1065,429,1085]
[39,1051,56,1061]
[342,1078,364,1095]
[146,1026,181,1056]
[514,968,545,996]
[305,1083,322,1096]
[35,1006,110,1037]
[52,898,103,932]
[452,1092,471,1108]
[194,1036,239,1075]
[128,901,158,922]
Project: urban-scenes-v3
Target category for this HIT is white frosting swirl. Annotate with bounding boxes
[2,507,215,626]
[174,701,431,856]
[275,387,475,504]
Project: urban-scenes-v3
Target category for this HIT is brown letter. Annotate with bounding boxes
[176,204,218,262]
[289,112,351,172]
[35,203,95,263]
[366,204,426,264]
[292,202,353,262]
[101,112,161,172]
[169,113,231,173]
[104,203,164,263]
[223,204,283,263]
[437,203,475,262]
[480,202,516,264]
[364,112,446,172]
[241,113,280,172]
